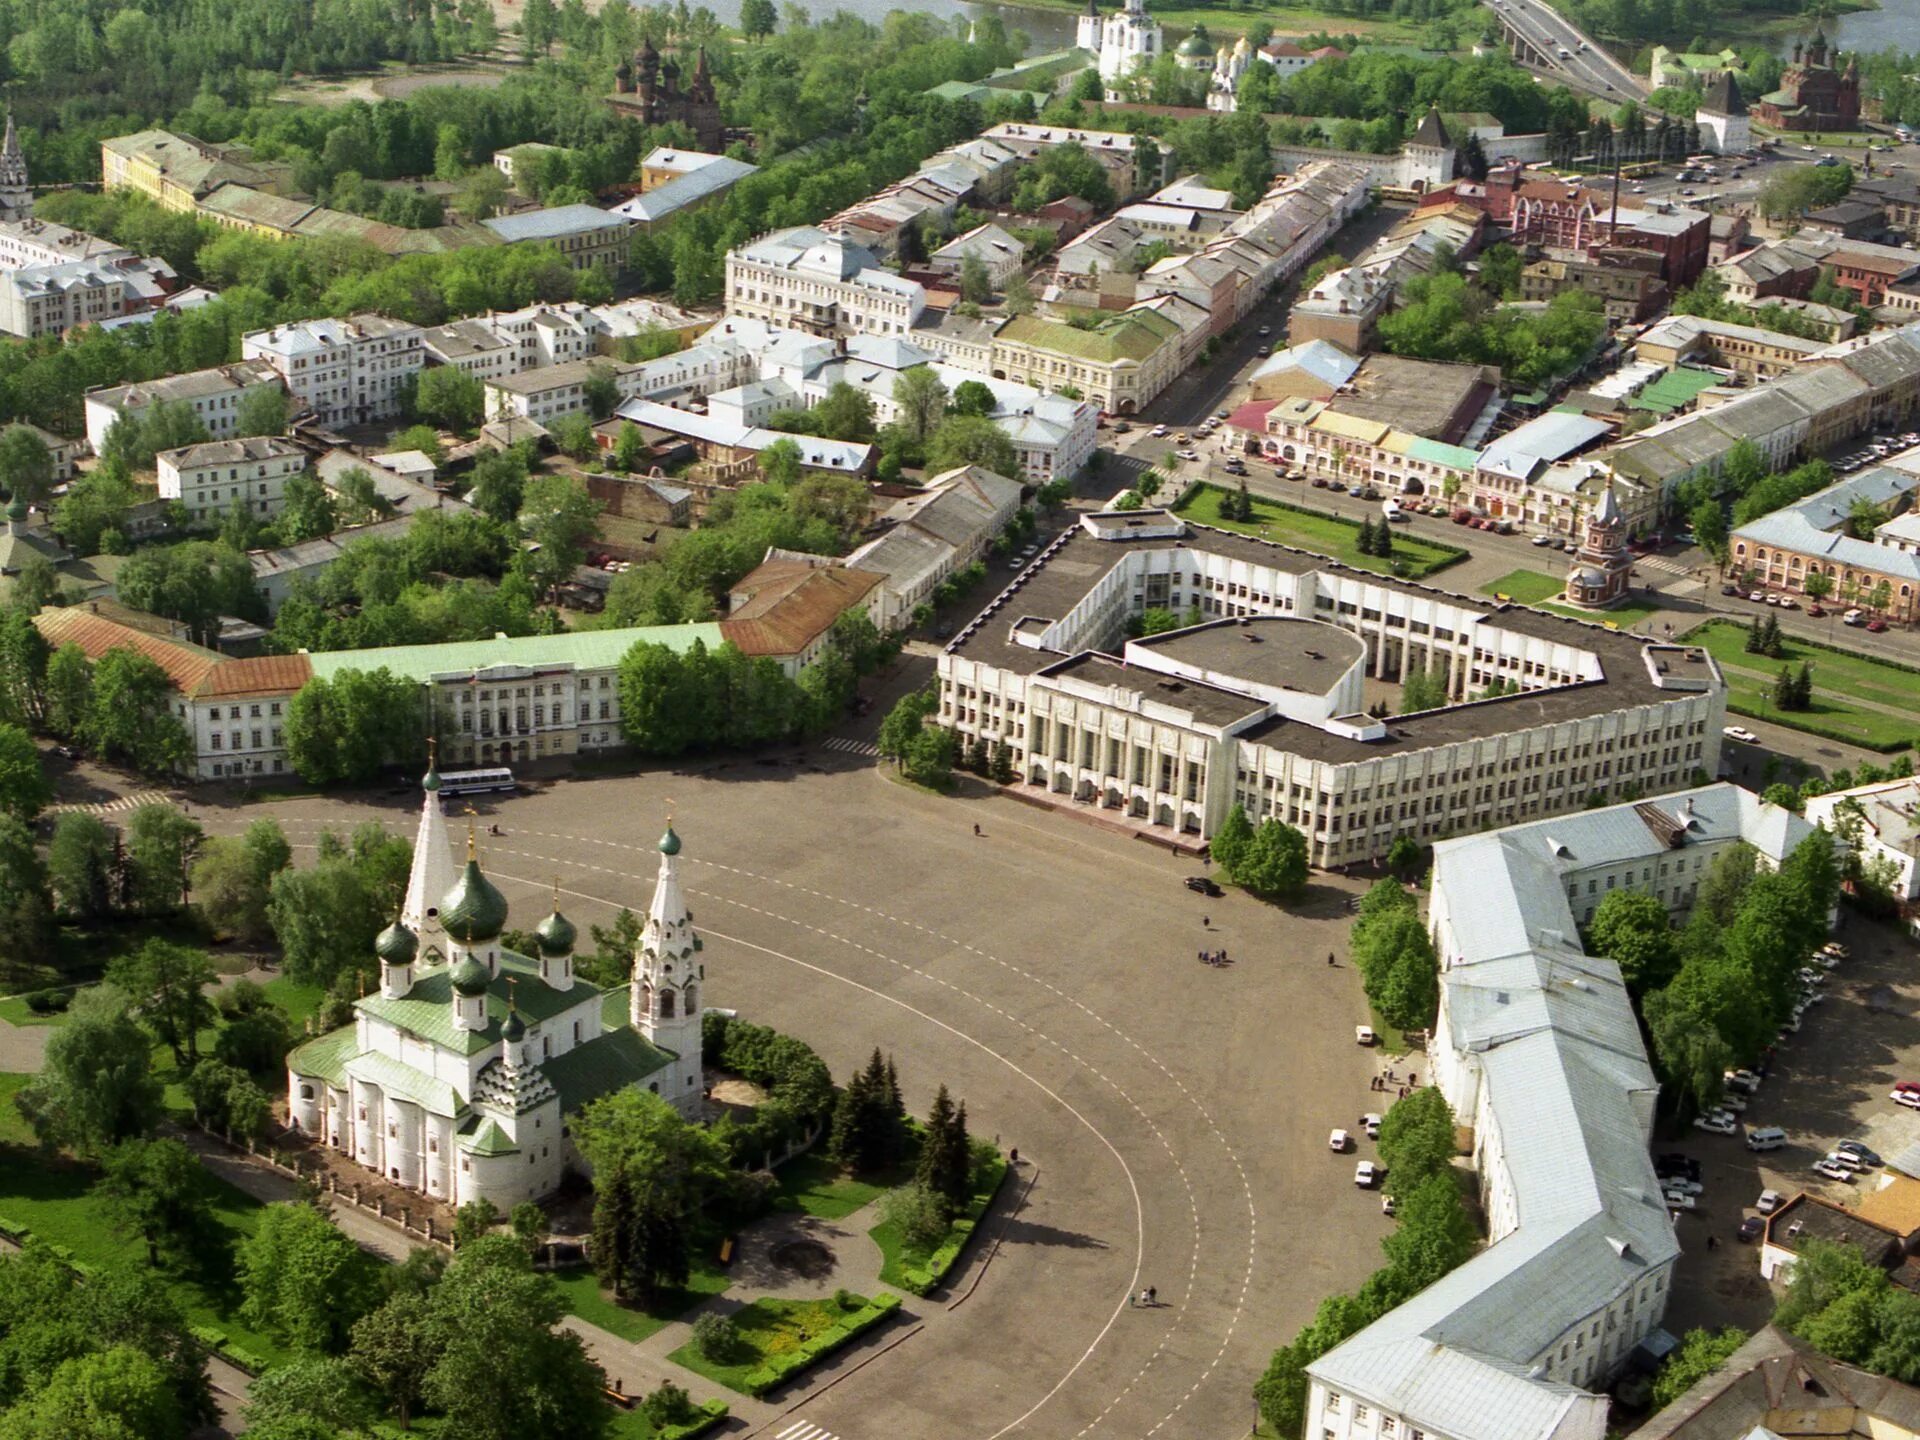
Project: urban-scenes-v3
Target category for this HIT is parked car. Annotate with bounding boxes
[1695,1113,1738,1134]
[1824,1150,1868,1173]
[1381,1193,1397,1216]
[1665,1177,1705,1196]
[1532,534,1556,546]
[1656,1154,1702,1180]
[1185,876,1223,897]
[1748,591,1766,602]
[1814,1158,1856,1181]
[1725,1069,1761,1092]
[1893,1088,1920,1110]
[1330,1128,1352,1152]
[1354,1161,1378,1188]
[1723,726,1760,744]
[1757,1188,1786,1214]
[1738,1215,1765,1242]
[1356,1025,1377,1046]
[1822,942,1849,959]
[1721,582,1741,596]
[1868,617,1890,632]
[1663,1188,1698,1209]
[1151,425,1169,438]
[1838,1141,1883,1166]
[1809,604,1827,617]
[1362,1112,1382,1139]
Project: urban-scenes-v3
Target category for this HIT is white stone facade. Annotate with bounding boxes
[725,226,926,338]
[242,313,424,428]
[156,436,306,523]
[1077,0,1164,94]
[83,360,283,453]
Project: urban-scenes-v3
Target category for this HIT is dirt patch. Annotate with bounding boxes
[709,1077,769,1107]
[770,1238,836,1280]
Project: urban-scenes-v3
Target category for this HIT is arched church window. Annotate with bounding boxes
[684,984,697,1014]
[660,990,676,1019]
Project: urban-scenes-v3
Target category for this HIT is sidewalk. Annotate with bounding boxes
[176,1129,425,1265]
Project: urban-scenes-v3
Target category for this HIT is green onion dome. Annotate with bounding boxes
[449,952,491,996]
[440,855,508,946]
[659,824,682,856]
[375,918,418,967]
[1178,25,1212,56]
[535,908,577,956]
[502,1007,526,1042]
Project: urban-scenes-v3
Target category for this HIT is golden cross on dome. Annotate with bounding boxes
[465,816,478,860]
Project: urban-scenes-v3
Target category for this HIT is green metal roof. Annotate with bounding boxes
[303,623,727,686]
[345,1049,462,1117]
[541,1026,676,1114]
[457,1117,519,1156]
[997,310,1179,365]
[1630,366,1723,414]
[354,952,604,1056]
[287,1028,357,1088]
[1406,437,1483,470]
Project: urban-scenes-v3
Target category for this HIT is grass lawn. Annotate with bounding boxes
[1683,620,1920,752]
[870,1151,1009,1295]
[0,1141,319,1369]
[1480,569,1566,605]
[260,976,325,1029]
[606,1400,729,1440]
[550,1256,730,1344]
[1175,485,1465,580]
[666,1294,876,1395]
[0,1075,34,1145]
[1477,567,1665,629]
[768,1151,896,1221]
[0,992,75,1028]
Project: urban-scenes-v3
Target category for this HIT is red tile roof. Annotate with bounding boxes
[720,560,884,660]
[34,608,310,699]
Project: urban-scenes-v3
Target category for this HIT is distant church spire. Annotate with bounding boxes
[632,812,704,1099]
[0,110,30,223]
[400,741,458,963]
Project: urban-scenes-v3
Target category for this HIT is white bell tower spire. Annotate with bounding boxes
[400,740,458,964]
[632,813,704,1101]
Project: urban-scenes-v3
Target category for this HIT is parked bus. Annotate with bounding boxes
[437,767,518,797]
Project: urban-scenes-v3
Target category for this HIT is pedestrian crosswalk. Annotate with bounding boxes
[822,736,879,758]
[1639,555,1692,577]
[776,1421,843,1440]
[46,790,173,818]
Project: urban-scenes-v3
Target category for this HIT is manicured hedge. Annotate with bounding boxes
[875,1152,1010,1296]
[738,1293,902,1397]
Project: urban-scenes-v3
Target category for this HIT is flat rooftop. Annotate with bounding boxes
[948,522,1700,763]
[1130,616,1363,695]
[1334,353,1496,443]
[1039,652,1269,728]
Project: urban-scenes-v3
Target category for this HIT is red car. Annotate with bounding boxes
[1868,618,1890,632]
[1808,604,1826,617]
[1452,509,1471,524]
[1895,1081,1920,1093]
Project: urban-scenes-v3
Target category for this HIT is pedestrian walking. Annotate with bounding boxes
[1202,915,1210,928]
[1409,1072,1418,1086]
[1146,1286,1156,1306]
[1398,1085,1407,1099]
[1010,1147,1018,1165]
[1328,951,1336,966]
[973,823,981,836]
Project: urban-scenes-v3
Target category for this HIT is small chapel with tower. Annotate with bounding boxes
[287,755,711,1211]
[1564,483,1634,610]
[610,39,725,154]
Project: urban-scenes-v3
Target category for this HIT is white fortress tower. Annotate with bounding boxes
[1078,0,1163,99]
[631,821,706,1114]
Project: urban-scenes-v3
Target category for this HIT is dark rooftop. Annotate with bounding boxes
[1130,615,1363,696]
[1336,353,1499,443]
[1039,652,1270,728]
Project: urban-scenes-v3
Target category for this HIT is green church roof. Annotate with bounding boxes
[441,855,509,946]
[356,951,602,1056]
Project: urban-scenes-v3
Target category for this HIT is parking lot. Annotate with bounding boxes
[1656,911,1920,1335]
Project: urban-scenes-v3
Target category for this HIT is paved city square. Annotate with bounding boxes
[196,741,1392,1439]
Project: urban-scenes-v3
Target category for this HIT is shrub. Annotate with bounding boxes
[641,1380,699,1428]
[24,989,70,1014]
[879,1181,950,1252]
[692,1312,745,1364]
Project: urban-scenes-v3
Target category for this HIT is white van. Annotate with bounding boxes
[1746,1125,1787,1152]
[1382,498,1405,522]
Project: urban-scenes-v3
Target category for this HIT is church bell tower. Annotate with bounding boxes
[632,818,705,1108]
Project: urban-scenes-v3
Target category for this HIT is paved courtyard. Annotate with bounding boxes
[193,739,1399,1440]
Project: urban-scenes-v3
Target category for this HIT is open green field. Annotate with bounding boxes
[1175,485,1466,580]
[0,1143,312,1369]
[550,1257,730,1345]
[1684,620,1920,752]
[1477,568,1665,629]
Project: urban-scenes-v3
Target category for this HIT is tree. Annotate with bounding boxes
[243,1356,377,1435]
[517,473,602,598]
[1399,662,1448,713]
[468,447,529,523]
[613,421,647,473]
[422,1241,607,1440]
[191,819,292,942]
[107,938,218,1068]
[97,1138,212,1269]
[959,254,994,304]
[573,1089,730,1306]
[350,1292,439,1431]
[183,1058,271,1136]
[1386,835,1424,883]
[811,382,879,443]
[1585,889,1679,995]
[47,811,116,918]
[82,648,193,776]
[1376,1085,1456,1186]
[1653,1328,1748,1409]
[235,386,292,439]
[0,1345,188,1440]
[1004,272,1034,316]
[0,723,51,821]
[54,465,141,554]
[950,379,997,418]
[0,424,54,507]
[42,641,92,739]
[1380,1170,1477,1291]
[0,816,55,980]
[878,1180,950,1251]
[1224,818,1310,901]
[740,0,777,37]
[284,667,423,785]
[15,984,163,1156]
[117,541,259,647]
[1210,805,1255,877]
[280,471,338,543]
[903,724,956,788]
[410,364,485,432]
[925,414,1018,478]
[239,1201,381,1353]
[214,1006,295,1077]
[124,802,203,914]
[892,367,950,446]
[878,686,939,766]
[916,1084,972,1209]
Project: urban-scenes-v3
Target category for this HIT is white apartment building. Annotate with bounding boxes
[156,436,307,524]
[938,509,1726,864]
[0,261,130,338]
[242,313,424,428]
[422,303,598,382]
[483,359,643,427]
[1806,774,1920,906]
[724,226,926,338]
[0,216,137,269]
[83,359,284,453]
[1306,787,1815,1440]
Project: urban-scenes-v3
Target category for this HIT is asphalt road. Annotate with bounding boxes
[1483,0,1643,98]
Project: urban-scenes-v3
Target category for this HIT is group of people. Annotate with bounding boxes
[1372,1067,1419,1100]
[1197,949,1231,966]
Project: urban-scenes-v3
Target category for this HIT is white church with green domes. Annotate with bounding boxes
[286,760,709,1210]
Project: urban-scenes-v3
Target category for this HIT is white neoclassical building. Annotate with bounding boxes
[1306,786,1817,1440]
[287,765,709,1210]
[1076,0,1164,97]
[724,226,926,338]
[938,509,1727,865]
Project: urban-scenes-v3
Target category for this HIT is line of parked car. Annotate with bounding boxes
[1331,1110,1391,1211]
[1832,429,1920,476]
